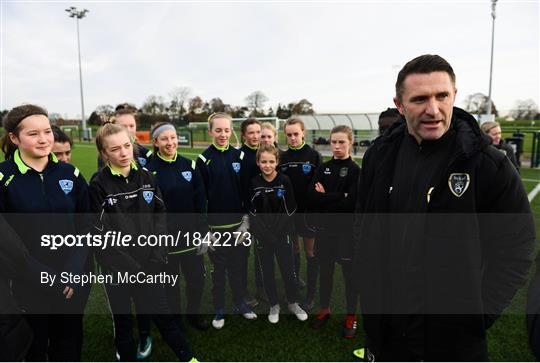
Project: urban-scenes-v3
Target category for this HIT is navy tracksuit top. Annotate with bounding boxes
[146,151,207,252]
[196,143,245,228]
[0,150,90,278]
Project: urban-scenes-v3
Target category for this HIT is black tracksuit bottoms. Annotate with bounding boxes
[104,281,192,361]
[256,235,298,306]
[165,251,206,318]
[14,282,91,362]
[316,233,357,314]
[208,226,245,310]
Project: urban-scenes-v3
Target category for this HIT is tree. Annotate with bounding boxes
[291,99,314,115]
[245,91,268,115]
[188,96,204,114]
[168,87,191,117]
[276,103,291,119]
[510,99,539,120]
[463,93,498,117]
[88,104,114,125]
[141,95,167,115]
[209,98,226,113]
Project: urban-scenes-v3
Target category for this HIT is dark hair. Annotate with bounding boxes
[284,117,305,132]
[395,54,456,101]
[115,102,137,114]
[240,118,261,136]
[1,104,48,159]
[51,125,73,146]
[378,107,402,134]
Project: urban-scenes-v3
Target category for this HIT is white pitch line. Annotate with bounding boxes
[528,183,540,203]
[523,178,540,183]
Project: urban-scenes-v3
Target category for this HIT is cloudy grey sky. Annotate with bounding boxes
[1,1,538,118]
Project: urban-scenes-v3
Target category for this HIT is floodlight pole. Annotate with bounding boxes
[487,0,497,116]
[65,7,89,135]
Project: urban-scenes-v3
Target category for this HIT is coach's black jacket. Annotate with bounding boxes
[89,163,168,274]
[353,107,534,359]
[0,214,32,361]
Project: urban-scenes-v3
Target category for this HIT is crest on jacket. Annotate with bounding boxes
[59,179,74,194]
[138,157,147,167]
[143,191,154,204]
[339,167,348,177]
[181,171,192,182]
[276,188,285,198]
[302,164,312,174]
[232,162,241,173]
[448,173,470,197]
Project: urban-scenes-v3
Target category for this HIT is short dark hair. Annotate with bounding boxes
[378,107,402,134]
[51,125,73,146]
[114,103,138,121]
[241,118,261,135]
[395,54,456,101]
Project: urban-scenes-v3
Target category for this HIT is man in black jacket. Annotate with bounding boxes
[353,54,535,361]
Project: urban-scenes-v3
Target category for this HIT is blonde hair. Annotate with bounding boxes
[480,121,500,134]
[256,143,280,163]
[261,122,277,137]
[95,123,133,154]
[208,112,232,129]
[331,125,353,143]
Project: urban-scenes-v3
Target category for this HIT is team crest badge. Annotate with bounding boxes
[339,167,348,177]
[448,173,470,197]
[276,189,285,198]
[232,162,241,173]
[138,157,147,166]
[59,179,74,194]
[182,171,192,182]
[302,164,312,174]
[143,191,154,204]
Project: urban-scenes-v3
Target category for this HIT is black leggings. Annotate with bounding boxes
[104,281,192,361]
[316,233,357,314]
[256,236,298,306]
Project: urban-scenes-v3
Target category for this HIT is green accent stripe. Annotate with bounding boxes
[74,167,80,177]
[168,247,197,255]
[209,221,242,229]
[157,151,177,163]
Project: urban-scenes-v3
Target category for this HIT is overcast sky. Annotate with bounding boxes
[1,0,538,118]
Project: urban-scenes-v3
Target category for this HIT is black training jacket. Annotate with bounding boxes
[307,156,360,257]
[248,172,297,245]
[279,143,322,212]
[353,107,535,358]
[89,163,167,273]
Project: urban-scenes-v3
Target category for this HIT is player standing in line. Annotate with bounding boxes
[0,104,91,361]
[196,113,257,329]
[260,122,284,158]
[239,118,264,306]
[51,125,73,163]
[146,122,209,331]
[307,125,360,338]
[279,117,322,311]
[248,144,308,324]
[89,123,196,362]
[97,103,153,169]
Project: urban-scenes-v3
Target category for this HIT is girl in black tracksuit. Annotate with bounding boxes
[89,123,194,362]
[0,104,90,361]
[249,144,307,323]
[307,125,360,338]
[279,117,322,309]
[145,122,209,331]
